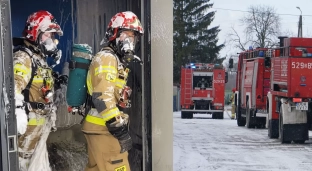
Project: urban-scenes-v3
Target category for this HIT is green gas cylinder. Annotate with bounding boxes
[66,44,93,107]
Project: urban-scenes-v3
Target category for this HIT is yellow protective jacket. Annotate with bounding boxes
[13,41,54,117]
[230,93,235,105]
[84,47,128,129]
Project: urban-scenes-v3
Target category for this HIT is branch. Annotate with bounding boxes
[240,5,281,48]
[227,26,247,51]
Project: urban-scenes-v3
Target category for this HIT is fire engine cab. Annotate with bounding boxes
[180,63,227,119]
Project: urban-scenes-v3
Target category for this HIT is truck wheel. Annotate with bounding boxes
[212,113,217,119]
[188,112,193,119]
[236,108,246,126]
[279,108,291,144]
[268,119,279,138]
[217,112,224,119]
[257,118,267,129]
[181,111,188,119]
[212,113,223,119]
[246,103,255,128]
[307,111,312,131]
[293,140,305,144]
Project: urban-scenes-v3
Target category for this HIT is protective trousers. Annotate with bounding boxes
[18,112,45,170]
[83,122,130,171]
[231,104,236,119]
[18,112,45,156]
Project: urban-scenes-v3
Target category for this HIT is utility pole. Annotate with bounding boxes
[297,6,303,37]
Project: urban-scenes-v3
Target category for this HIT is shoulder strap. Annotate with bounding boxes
[69,60,90,70]
[23,62,37,103]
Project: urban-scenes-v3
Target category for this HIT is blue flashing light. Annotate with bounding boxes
[259,51,264,57]
[190,63,194,65]
[191,66,196,69]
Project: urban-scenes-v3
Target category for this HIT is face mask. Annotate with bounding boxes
[116,33,137,55]
[39,34,61,67]
[42,38,57,52]
[121,37,136,53]
[116,32,142,65]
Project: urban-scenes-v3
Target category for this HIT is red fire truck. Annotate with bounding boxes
[232,47,272,128]
[180,63,227,119]
[267,37,312,143]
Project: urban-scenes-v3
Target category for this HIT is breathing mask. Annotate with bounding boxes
[42,38,58,52]
[39,32,62,64]
[116,31,142,65]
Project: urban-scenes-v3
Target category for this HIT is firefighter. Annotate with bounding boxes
[82,11,144,171]
[229,88,236,119]
[13,10,63,170]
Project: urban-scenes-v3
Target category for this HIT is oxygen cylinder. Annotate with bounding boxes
[66,44,93,107]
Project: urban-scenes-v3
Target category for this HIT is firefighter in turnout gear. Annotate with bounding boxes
[230,88,236,119]
[13,10,63,170]
[82,11,144,171]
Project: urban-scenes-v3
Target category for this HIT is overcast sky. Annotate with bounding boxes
[209,0,312,60]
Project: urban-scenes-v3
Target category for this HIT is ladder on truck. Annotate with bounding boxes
[182,68,193,107]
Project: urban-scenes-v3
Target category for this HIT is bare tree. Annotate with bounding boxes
[227,26,249,51]
[228,5,281,50]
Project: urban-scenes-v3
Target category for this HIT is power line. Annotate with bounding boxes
[212,7,312,17]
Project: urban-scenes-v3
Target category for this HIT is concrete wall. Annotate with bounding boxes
[151,0,173,170]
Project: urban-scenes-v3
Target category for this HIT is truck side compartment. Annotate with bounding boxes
[212,68,225,111]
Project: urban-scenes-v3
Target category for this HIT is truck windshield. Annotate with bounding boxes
[193,76,213,89]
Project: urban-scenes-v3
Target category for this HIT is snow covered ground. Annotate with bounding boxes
[173,110,312,171]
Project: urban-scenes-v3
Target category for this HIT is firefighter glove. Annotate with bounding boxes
[58,75,68,85]
[106,114,132,153]
[15,94,28,135]
[53,71,68,90]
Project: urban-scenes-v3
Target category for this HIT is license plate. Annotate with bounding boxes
[296,102,308,110]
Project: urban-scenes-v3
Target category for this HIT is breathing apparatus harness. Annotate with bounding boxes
[13,39,55,114]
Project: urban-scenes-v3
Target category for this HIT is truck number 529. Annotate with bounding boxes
[291,62,312,69]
